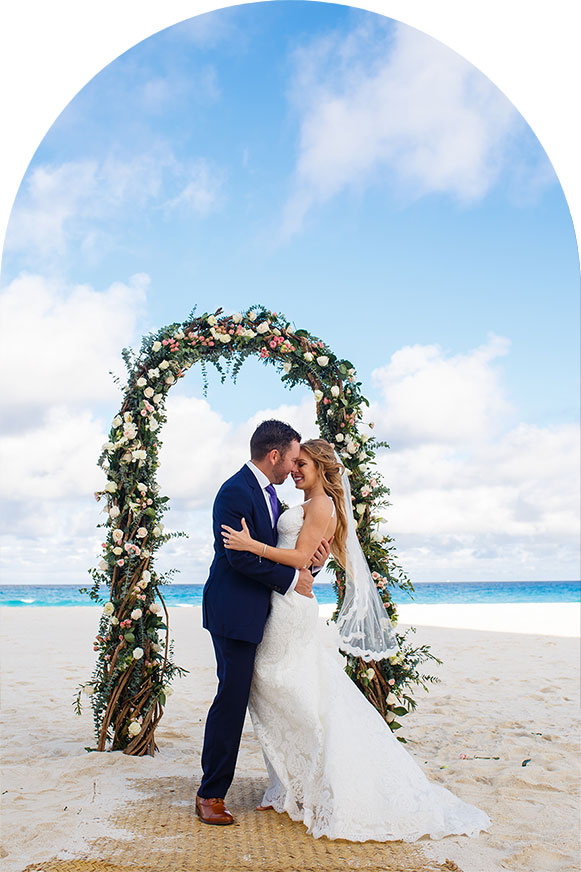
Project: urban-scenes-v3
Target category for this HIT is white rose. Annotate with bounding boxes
[132,449,147,461]
[256,321,270,334]
[366,668,375,680]
[247,310,257,321]
[102,441,115,453]
[103,601,115,616]
[99,559,108,570]
[148,419,159,432]
[313,389,323,401]
[221,334,232,343]
[113,546,123,555]
[371,530,383,542]
[112,529,124,543]
[165,374,175,385]
[153,393,163,404]
[174,330,184,340]
[316,355,329,366]
[112,415,123,427]
[123,412,133,423]
[232,312,243,323]
[132,647,144,660]
[159,360,169,370]
[131,608,142,620]
[137,483,147,493]
[206,315,218,326]
[111,616,119,626]
[152,340,162,352]
[141,549,151,559]
[386,711,395,723]
[149,603,162,615]
[128,721,142,736]
[152,526,162,537]
[356,503,366,515]
[330,385,340,397]
[359,463,369,473]
[303,352,313,362]
[346,442,358,455]
[272,327,281,336]
[358,451,368,461]
[109,506,120,519]
[141,570,151,585]
[335,433,344,442]
[136,377,147,388]
[144,387,154,399]
[386,692,398,706]
[136,527,148,538]
[244,328,256,338]
[105,481,117,493]
[282,362,292,373]
[360,432,370,443]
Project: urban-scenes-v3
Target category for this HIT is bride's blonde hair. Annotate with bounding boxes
[300,439,347,569]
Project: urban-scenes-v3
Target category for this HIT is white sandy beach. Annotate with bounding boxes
[1,602,579,872]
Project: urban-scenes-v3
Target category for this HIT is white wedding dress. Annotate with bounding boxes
[248,503,491,842]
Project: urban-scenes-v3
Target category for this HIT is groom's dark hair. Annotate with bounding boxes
[250,419,301,460]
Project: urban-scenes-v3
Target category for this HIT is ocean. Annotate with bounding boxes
[0,581,578,608]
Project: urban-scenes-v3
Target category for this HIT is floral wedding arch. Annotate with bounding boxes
[75,306,440,755]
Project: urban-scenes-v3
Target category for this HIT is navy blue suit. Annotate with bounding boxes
[198,464,296,799]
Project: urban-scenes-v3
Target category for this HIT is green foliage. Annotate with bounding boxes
[76,305,440,750]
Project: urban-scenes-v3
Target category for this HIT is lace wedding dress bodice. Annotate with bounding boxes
[247,504,491,842]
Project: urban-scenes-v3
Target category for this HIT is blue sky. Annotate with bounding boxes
[1,1,579,584]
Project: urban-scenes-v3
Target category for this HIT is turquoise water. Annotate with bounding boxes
[0,581,579,607]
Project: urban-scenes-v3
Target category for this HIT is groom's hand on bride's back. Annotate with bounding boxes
[295,568,315,598]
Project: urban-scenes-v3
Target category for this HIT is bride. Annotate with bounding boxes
[221,438,491,843]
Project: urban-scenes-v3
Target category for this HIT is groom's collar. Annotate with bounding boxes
[246,459,271,490]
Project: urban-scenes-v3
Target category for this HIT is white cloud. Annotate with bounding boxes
[369,333,512,447]
[368,339,580,580]
[282,21,548,237]
[4,149,224,262]
[0,272,148,423]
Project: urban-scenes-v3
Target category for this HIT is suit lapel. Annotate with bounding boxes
[239,465,276,543]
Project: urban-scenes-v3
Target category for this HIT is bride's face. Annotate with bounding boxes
[292,450,319,491]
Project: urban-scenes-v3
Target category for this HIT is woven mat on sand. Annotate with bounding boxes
[23,776,464,872]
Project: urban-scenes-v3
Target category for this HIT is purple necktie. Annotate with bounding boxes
[265,484,279,527]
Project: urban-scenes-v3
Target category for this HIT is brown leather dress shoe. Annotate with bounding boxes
[195,795,235,826]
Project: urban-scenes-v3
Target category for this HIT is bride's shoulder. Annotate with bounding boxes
[303,494,335,517]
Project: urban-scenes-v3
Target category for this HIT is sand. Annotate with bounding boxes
[1,602,579,872]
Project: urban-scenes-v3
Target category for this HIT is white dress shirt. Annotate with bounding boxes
[246,461,298,593]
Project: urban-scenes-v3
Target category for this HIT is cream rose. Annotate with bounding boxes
[105,481,117,493]
[164,374,175,385]
[366,668,375,680]
[335,433,344,442]
[149,603,162,615]
[132,647,144,660]
[386,692,398,706]
[113,546,123,555]
[140,570,151,585]
[112,529,123,543]
[316,355,329,366]
[144,387,154,399]
[136,527,148,538]
[159,360,169,370]
[128,721,142,736]
[109,506,120,519]
[232,312,243,323]
[247,310,257,321]
[99,559,108,571]
[112,415,123,428]
[256,321,270,334]
[313,389,323,401]
[282,362,292,373]
[103,601,115,616]
[330,385,340,397]
[131,608,142,620]
[206,315,218,326]
[152,340,162,352]
[136,377,147,388]
[303,352,313,362]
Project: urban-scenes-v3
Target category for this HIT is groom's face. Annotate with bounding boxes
[270,439,301,485]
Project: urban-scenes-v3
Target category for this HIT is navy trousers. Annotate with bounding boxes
[198,633,258,799]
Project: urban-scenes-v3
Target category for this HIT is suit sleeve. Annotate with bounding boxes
[213,485,295,595]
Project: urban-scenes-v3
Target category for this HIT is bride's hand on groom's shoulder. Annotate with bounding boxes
[295,567,315,598]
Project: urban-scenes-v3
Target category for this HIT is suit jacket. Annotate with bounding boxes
[202,464,296,643]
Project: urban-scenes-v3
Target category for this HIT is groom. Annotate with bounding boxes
[196,419,330,825]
